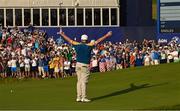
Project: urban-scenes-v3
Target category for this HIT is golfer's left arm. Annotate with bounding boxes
[87,31,112,46]
[60,32,80,45]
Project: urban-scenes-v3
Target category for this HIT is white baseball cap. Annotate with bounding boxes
[81,34,88,41]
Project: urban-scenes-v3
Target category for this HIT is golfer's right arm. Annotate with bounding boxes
[60,32,80,45]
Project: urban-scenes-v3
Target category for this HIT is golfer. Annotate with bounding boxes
[60,31,112,102]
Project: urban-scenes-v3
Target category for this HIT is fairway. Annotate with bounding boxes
[0,63,180,110]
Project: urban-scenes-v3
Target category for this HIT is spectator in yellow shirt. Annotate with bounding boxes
[53,55,60,78]
[49,58,54,78]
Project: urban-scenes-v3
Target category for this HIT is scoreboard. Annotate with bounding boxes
[158,0,180,33]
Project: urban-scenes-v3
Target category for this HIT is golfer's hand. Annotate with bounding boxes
[60,31,65,35]
[107,31,112,37]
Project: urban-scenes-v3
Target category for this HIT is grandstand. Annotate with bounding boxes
[0,0,156,42]
[0,0,119,27]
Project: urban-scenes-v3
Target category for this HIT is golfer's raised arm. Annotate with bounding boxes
[60,32,79,45]
[89,31,112,46]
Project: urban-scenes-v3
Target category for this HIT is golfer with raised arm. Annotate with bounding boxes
[60,31,112,102]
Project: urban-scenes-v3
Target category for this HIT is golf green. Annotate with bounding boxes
[0,63,180,110]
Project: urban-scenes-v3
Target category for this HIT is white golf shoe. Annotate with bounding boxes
[76,98,81,102]
[81,98,91,102]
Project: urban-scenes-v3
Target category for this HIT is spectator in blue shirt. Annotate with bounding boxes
[38,55,46,78]
[43,55,49,78]
[151,50,160,65]
[135,54,143,66]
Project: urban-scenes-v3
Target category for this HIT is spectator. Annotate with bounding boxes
[0,26,180,81]
[11,57,17,77]
[135,54,143,67]
[160,51,167,64]
[49,58,54,78]
[71,58,76,76]
[90,56,99,73]
[19,56,25,78]
[63,58,71,76]
[59,55,65,78]
[7,58,12,77]
[31,56,38,78]
[38,54,45,78]
[53,54,60,78]
[24,56,31,77]
[130,53,136,67]
[144,53,151,66]
[167,54,173,63]
[151,49,160,65]
[43,55,49,78]
[110,55,117,70]
[116,54,123,70]
[105,54,111,71]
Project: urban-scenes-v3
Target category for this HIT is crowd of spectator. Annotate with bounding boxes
[0,26,180,79]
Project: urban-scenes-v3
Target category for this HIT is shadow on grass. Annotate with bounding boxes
[148,104,180,110]
[91,82,168,101]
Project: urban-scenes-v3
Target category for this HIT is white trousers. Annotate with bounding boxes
[76,62,90,99]
[38,67,45,77]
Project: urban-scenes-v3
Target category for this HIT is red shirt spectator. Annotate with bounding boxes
[7,36,13,45]
[130,53,136,67]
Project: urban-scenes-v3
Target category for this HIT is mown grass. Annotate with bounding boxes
[0,63,180,110]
